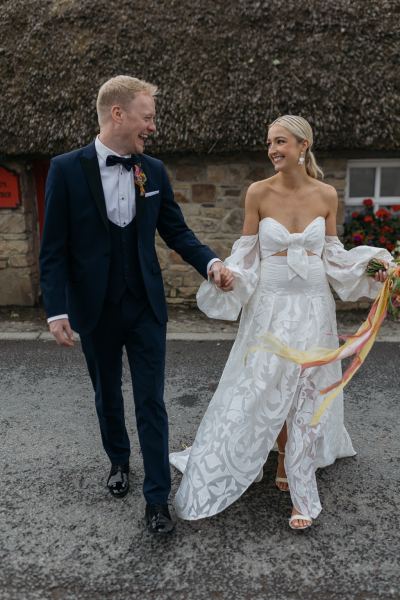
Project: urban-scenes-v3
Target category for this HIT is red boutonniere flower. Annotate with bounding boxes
[134,164,147,196]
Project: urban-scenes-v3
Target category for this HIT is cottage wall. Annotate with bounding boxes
[158,153,347,305]
[0,161,39,305]
[0,153,360,308]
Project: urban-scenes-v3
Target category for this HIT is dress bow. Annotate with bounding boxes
[287,233,309,280]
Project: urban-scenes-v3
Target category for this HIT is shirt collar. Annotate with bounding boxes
[95,136,130,164]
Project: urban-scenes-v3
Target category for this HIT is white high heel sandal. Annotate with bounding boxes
[254,450,291,488]
[276,450,289,492]
[289,513,313,531]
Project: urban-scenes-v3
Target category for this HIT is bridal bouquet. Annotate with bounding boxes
[366,258,400,320]
[247,259,400,425]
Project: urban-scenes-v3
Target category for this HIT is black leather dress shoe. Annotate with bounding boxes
[107,463,129,498]
[145,504,175,534]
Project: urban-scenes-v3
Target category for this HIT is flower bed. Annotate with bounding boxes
[343,198,400,259]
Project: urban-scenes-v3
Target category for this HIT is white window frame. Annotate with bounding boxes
[345,159,400,209]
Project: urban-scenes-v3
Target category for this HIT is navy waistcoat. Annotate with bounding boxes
[105,218,146,303]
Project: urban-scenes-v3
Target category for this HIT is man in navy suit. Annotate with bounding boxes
[40,75,232,534]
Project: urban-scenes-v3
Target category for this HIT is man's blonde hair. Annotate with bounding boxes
[96,75,158,126]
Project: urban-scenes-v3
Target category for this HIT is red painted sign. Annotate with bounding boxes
[0,166,21,208]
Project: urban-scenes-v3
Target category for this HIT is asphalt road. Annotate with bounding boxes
[0,340,399,600]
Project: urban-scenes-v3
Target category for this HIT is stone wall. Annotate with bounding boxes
[0,161,40,305]
[0,152,349,308]
[158,152,347,306]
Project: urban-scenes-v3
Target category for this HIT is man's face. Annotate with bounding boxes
[119,92,157,154]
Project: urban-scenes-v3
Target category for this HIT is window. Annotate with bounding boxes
[345,159,400,209]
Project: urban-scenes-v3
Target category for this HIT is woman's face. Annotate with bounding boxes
[267,124,306,173]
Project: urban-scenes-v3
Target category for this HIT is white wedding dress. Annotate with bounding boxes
[170,216,393,520]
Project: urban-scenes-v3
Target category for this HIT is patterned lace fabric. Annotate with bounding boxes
[170,218,393,521]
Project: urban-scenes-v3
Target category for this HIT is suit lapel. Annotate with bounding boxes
[134,156,150,228]
[80,143,109,231]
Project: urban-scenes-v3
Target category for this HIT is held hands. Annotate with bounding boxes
[208,261,235,292]
[49,318,75,347]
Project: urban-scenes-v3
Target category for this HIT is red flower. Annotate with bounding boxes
[351,211,360,218]
[387,243,395,252]
[376,208,391,219]
[382,225,394,233]
[392,205,400,212]
[379,236,388,245]
[364,215,374,223]
[363,198,374,207]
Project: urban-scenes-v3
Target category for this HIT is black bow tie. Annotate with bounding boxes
[106,155,136,171]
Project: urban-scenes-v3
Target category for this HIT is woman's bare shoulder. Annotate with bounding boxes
[313,180,338,208]
[247,176,277,198]
[243,178,277,231]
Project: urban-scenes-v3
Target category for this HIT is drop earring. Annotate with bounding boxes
[298,152,305,165]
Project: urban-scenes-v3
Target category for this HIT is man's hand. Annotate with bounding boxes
[208,262,235,292]
[49,318,75,347]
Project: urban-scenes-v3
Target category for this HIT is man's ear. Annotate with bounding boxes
[110,105,123,124]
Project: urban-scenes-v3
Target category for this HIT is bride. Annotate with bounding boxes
[169,115,392,530]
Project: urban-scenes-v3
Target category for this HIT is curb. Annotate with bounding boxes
[0,331,400,342]
[0,331,237,342]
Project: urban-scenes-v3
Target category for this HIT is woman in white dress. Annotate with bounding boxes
[170,115,391,530]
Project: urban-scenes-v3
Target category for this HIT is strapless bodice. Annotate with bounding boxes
[259,216,326,279]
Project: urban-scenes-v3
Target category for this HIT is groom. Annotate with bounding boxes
[40,75,230,534]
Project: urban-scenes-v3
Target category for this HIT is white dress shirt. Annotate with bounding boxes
[95,136,136,227]
[47,137,221,323]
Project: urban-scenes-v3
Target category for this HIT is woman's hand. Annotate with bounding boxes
[372,260,389,282]
[208,263,235,291]
[220,267,235,292]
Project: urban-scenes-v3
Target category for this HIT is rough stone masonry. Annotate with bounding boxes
[0,153,351,307]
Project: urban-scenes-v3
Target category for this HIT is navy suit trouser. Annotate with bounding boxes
[80,291,170,505]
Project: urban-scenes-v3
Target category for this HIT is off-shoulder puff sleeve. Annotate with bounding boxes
[196,235,260,320]
[322,236,395,301]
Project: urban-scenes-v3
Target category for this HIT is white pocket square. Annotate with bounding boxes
[144,190,160,197]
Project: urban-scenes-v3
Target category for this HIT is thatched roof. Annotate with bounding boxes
[1,0,399,156]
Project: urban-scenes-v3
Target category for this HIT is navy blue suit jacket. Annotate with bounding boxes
[39,142,217,335]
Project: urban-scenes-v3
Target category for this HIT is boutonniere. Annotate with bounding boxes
[134,164,147,196]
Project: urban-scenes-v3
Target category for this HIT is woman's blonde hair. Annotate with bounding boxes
[268,115,324,179]
[96,75,158,126]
